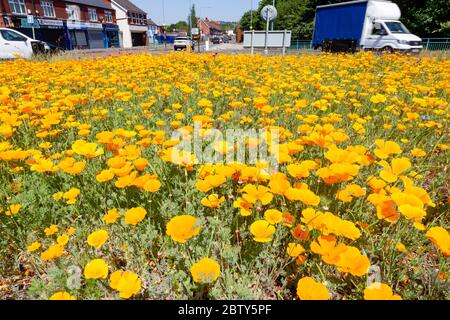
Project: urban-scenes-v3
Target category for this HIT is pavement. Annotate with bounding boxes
[56,42,316,59]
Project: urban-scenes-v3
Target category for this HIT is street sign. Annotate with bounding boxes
[260,5,277,22]
[20,18,39,29]
[244,30,291,56]
[191,28,199,36]
[260,5,278,54]
[27,15,34,24]
[244,30,291,48]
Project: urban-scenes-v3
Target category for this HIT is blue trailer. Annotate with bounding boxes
[312,0,422,53]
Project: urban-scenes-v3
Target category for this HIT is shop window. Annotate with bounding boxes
[41,1,56,17]
[8,0,26,14]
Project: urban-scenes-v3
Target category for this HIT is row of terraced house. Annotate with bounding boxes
[0,0,152,50]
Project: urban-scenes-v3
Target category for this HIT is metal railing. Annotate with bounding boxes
[289,40,313,50]
[288,38,450,51]
[422,38,450,51]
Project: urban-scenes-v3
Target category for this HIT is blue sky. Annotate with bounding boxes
[133,0,259,25]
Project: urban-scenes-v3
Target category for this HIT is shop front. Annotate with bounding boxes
[8,17,66,49]
[66,21,89,50]
[9,16,40,39]
[86,22,104,49]
[103,23,120,48]
[130,25,148,47]
[37,19,66,50]
[66,21,104,50]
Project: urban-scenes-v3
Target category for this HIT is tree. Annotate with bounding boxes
[239,10,263,31]
[166,21,188,33]
[187,4,197,36]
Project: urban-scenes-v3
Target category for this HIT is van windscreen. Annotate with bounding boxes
[385,22,409,34]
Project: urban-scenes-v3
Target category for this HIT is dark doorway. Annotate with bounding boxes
[131,32,146,47]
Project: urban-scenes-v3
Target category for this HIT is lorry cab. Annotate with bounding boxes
[0,28,46,60]
[363,19,423,53]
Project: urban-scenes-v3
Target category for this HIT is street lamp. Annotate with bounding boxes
[199,6,212,51]
[188,0,192,37]
[162,0,165,26]
[250,0,253,30]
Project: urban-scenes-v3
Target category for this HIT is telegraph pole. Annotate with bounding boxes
[30,0,37,39]
[162,0,165,26]
[188,0,192,37]
[250,0,253,30]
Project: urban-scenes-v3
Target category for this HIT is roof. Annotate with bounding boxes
[113,0,147,14]
[147,18,157,26]
[317,0,387,9]
[65,0,112,10]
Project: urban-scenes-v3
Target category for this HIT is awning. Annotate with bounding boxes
[38,19,64,29]
[103,24,119,31]
[66,21,103,30]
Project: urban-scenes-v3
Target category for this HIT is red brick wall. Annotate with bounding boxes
[0,0,116,23]
[2,0,35,15]
[43,0,69,19]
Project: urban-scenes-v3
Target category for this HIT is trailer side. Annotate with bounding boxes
[312,1,368,48]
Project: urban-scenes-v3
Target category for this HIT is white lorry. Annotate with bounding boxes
[312,0,423,53]
[0,28,48,60]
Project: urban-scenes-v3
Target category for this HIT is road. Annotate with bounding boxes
[57,42,313,59]
[204,42,245,53]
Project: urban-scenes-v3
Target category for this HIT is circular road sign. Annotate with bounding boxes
[260,5,277,22]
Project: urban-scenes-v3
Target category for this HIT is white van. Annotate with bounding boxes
[0,28,48,60]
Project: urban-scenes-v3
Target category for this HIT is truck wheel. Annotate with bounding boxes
[316,45,323,52]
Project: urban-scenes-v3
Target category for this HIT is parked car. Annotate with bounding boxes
[211,36,221,44]
[174,37,194,51]
[312,0,423,53]
[0,28,49,60]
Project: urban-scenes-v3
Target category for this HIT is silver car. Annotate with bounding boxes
[174,37,194,51]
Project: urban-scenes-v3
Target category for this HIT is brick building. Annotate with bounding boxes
[0,0,120,49]
[198,17,221,38]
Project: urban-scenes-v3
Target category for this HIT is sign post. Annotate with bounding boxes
[250,29,254,55]
[243,30,291,53]
[191,28,200,52]
[264,13,269,54]
[260,5,277,55]
[27,15,35,39]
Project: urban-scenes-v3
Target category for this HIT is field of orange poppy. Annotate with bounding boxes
[0,52,448,300]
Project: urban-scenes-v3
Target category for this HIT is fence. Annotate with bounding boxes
[288,38,450,51]
[422,38,450,51]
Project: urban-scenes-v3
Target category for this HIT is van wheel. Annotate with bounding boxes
[316,45,323,52]
[381,46,394,54]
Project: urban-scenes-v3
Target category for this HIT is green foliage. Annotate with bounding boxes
[166,21,189,33]
[188,4,198,36]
